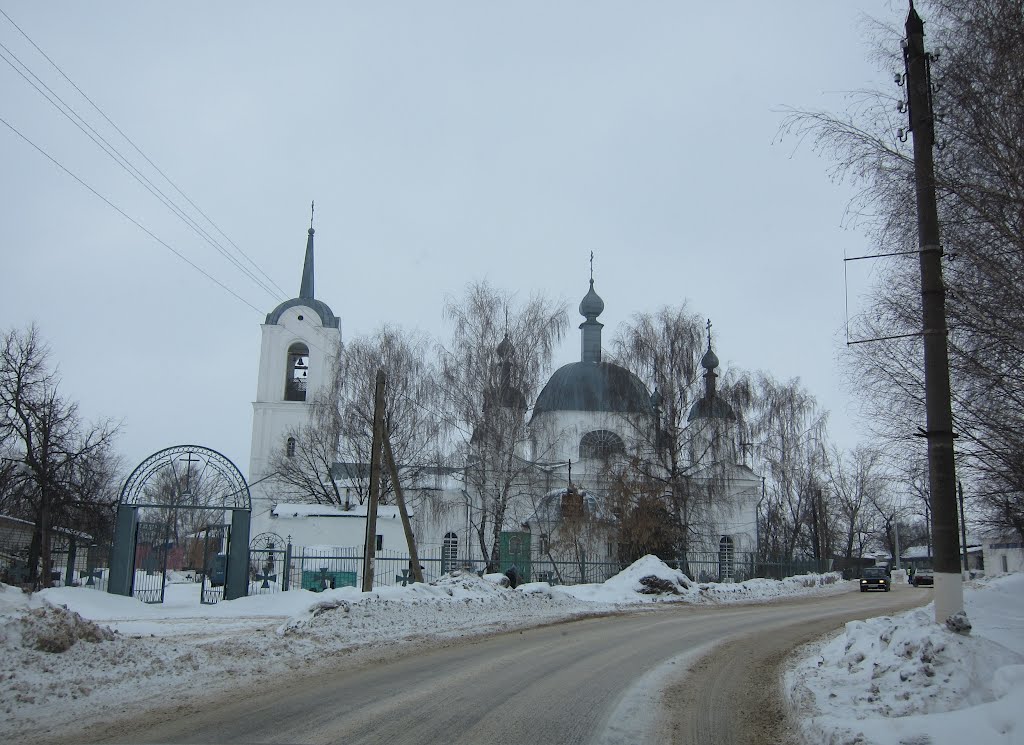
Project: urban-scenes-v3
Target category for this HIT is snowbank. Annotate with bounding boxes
[786,573,1024,745]
[554,554,843,604]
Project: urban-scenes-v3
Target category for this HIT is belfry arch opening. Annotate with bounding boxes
[285,343,309,401]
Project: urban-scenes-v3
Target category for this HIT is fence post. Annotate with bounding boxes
[65,537,77,587]
[282,537,292,592]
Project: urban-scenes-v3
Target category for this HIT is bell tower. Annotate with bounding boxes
[248,210,341,530]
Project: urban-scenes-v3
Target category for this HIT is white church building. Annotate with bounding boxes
[247,223,760,583]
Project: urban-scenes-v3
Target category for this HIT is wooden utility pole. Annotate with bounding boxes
[958,481,969,574]
[361,369,386,592]
[383,431,423,584]
[902,1,963,622]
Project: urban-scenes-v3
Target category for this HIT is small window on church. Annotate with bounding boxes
[286,437,296,457]
[285,343,309,401]
[579,430,625,461]
[719,536,735,582]
[442,532,458,574]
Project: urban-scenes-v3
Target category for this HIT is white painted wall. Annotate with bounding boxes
[248,302,340,535]
[982,537,1024,574]
[268,503,408,551]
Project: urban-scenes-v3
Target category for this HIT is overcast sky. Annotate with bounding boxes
[1,1,905,477]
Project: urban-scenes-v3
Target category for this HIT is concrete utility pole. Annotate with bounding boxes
[902,1,963,622]
[361,369,386,592]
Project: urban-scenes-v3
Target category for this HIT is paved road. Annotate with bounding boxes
[91,584,925,745]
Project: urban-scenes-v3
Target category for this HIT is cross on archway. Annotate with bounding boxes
[179,451,202,493]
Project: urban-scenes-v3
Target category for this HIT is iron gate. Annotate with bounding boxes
[248,532,286,594]
[132,522,170,604]
[199,524,229,604]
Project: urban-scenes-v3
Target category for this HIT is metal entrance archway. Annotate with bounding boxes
[108,445,251,602]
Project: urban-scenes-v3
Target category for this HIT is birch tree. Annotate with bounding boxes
[440,280,567,570]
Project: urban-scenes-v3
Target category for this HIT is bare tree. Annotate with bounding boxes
[440,280,568,570]
[270,394,348,506]
[271,325,442,509]
[611,306,755,558]
[781,0,1024,543]
[0,325,119,587]
[750,375,829,561]
[824,445,887,563]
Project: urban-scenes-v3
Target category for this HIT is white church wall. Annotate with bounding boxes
[269,503,409,552]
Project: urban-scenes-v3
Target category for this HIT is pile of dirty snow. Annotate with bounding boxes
[553,554,843,604]
[787,573,1024,745]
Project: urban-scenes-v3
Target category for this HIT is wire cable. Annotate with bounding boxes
[0,41,284,303]
[0,114,265,315]
[0,7,289,299]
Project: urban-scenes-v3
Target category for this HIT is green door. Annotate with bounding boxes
[499,531,531,581]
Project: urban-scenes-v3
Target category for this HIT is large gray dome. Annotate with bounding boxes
[533,361,653,418]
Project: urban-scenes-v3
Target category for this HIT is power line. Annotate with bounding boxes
[0,40,283,303]
[0,11,383,391]
[0,114,264,315]
[0,6,288,300]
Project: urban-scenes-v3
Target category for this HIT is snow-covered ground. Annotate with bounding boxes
[1,555,841,743]
[786,573,1024,745]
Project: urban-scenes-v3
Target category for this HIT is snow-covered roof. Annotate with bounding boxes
[271,502,410,519]
[897,544,983,559]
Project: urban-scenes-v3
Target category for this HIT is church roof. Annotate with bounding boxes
[533,360,653,417]
[265,225,340,328]
[533,267,652,419]
[687,395,736,422]
[688,326,733,422]
[266,297,339,328]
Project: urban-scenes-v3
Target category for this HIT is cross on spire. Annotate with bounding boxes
[310,200,315,230]
[706,318,713,350]
[589,251,594,282]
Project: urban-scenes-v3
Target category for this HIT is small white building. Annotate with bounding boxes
[268,502,411,553]
[982,533,1024,574]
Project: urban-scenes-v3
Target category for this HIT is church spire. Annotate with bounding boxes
[579,253,604,363]
[299,200,315,300]
[701,318,720,400]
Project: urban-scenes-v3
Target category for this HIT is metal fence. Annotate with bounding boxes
[264,544,833,592]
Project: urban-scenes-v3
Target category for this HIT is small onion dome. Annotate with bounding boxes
[579,280,605,319]
[497,333,513,358]
[701,346,719,371]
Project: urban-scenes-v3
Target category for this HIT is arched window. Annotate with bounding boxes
[579,430,625,461]
[286,437,296,457]
[719,535,735,582]
[442,532,458,574]
[284,343,309,401]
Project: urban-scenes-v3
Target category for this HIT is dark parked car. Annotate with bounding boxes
[911,569,934,587]
[860,566,891,592]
